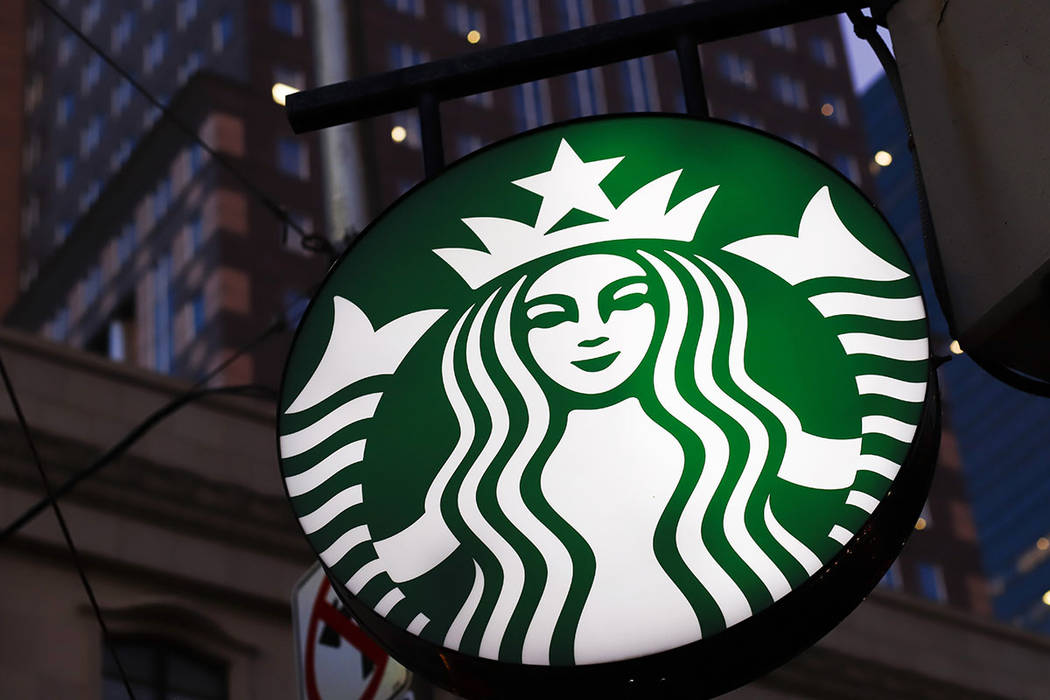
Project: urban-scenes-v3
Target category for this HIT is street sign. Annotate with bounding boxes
[292,563,412,700]
[278,115,938,697]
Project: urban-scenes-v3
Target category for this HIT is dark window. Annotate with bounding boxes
[102,639,226,700]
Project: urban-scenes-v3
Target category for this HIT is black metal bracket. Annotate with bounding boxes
[287,0,869,175]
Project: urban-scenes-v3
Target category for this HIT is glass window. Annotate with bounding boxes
[771,73,807,109]
[878,561,902,590]
[154,178,173,220]
[187,216,204,252]
[188,144,207,176]
[49,308,70,342]
[455,132,483,158]
[79,179,102,212]
[57,93,75,126]
[82,54,102,94]
[445,1,485,34]
[82,0,102,32]
[56,156,75,188]
[284,290,310,329]
[112,81,132,115]
[56,220,73,243]
[117,223,137,264]
[505,0,549,130]
[111,10,137,52]
[213,13,234,52]
[81,114,105,156]
[765,25,796,50]
[833,153,861,184]
[820,94,850,126]
[191,294,207,334]
[83,265,102,305]
[102,639,226,700]
[177,51,203,84]
[176,0,199,29]
[153,255,174,373]
[277,138,309,179]
[917,562,948,603]
[387,42,429,70]
[144,30,169,73]
[57,33,76,65]
[729,112,765,130]
[809,36,837,67]
[111,138,134,172]
[384,0,425,18]
[271,1,303,36]
[717,52,756,90]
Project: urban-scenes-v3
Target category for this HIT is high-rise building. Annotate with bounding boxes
[9,0,328,383]
[862,73,1047,631]
[0,0,28,316]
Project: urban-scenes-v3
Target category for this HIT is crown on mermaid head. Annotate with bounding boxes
[434,139,718,289]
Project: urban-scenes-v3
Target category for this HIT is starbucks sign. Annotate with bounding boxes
[278,115,938,697]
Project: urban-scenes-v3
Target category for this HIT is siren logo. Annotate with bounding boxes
[278,118,929,670]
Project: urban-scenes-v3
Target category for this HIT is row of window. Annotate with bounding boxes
[764,26,839,69]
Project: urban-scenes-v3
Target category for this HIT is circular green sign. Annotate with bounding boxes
[278,115,936,696]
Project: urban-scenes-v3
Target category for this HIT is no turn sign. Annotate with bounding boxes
[292,563,413,700]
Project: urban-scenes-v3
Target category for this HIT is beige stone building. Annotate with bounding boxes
[2,328,1049,699]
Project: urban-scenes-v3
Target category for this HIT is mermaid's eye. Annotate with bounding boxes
[600,276,650,319]
[526,295,577,329]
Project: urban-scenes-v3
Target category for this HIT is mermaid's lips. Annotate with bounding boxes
[571,351,621,372]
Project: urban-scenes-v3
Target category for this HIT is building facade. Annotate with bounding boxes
[862,73,1050,635]
[11,0,328,384]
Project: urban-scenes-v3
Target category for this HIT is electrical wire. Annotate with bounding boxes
[847,9,1050,398]
[34,0,337,260]
[0,350,138,700]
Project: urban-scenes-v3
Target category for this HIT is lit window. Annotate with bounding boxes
[153,255,174,374]
[188,143,207,176]
[111,81,133,115]
[82,54,102,94]
[82,266,102,305]
[809,36,837,67]
[144,31,169,73]
[56,156,75,189]
[213,13,234,52]
[271,1,303,36]
[49,308,70,342]
[771,73,807,109]
[81,114,104,156]
[191,294,207,334]
[111,11,137,52]
[717,52,756,90]
[618,57,659,112]
[57,93,75,126]
[102,639,226,700]
[111,138,134,172]
[384,0,425,18]
[445,1,485,34]
[177,51,203,84]
[455,133,484,158]
[277,138,310,179]
[387,42,429,70]
[833,153,861,185]
[765,25,796,50]
[917,562,948,603]
[79,179,102,212]
[82,0,102,32]
[877,561,901,591]
[117,223,137,264]
[154,178,173,220]
[57,33,76,65]
[187,216,204,252]
[505,0,550,130]
[176,0,200,30]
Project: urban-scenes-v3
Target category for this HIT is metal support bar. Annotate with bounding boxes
[418,92,445,178]
[287,0,868,133]
[675,33,708,118]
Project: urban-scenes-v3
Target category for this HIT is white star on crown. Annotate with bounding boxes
[435,139,718,289]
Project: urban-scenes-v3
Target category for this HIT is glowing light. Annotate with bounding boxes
[391,125,408,143]
[1038,537,1050,551]
[915,517,927,531]
[466,29,481,44]
[271,82,300,106]
[1043,590,1050,606]
[949,340,964,355]
[820,103,835,117]
[874,150,893,167]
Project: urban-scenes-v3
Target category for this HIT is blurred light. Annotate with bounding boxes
[915,517,927,530]
[1038,537,1050,551]
[820,103,835,117]
[874,150,893,167]
[390,125,407,143]
[949,339,964,355]
[1043,590,1050,606]
[271,82,300,106]
[466,29,481,44]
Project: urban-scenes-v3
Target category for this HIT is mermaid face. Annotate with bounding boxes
[524,254,655,395]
